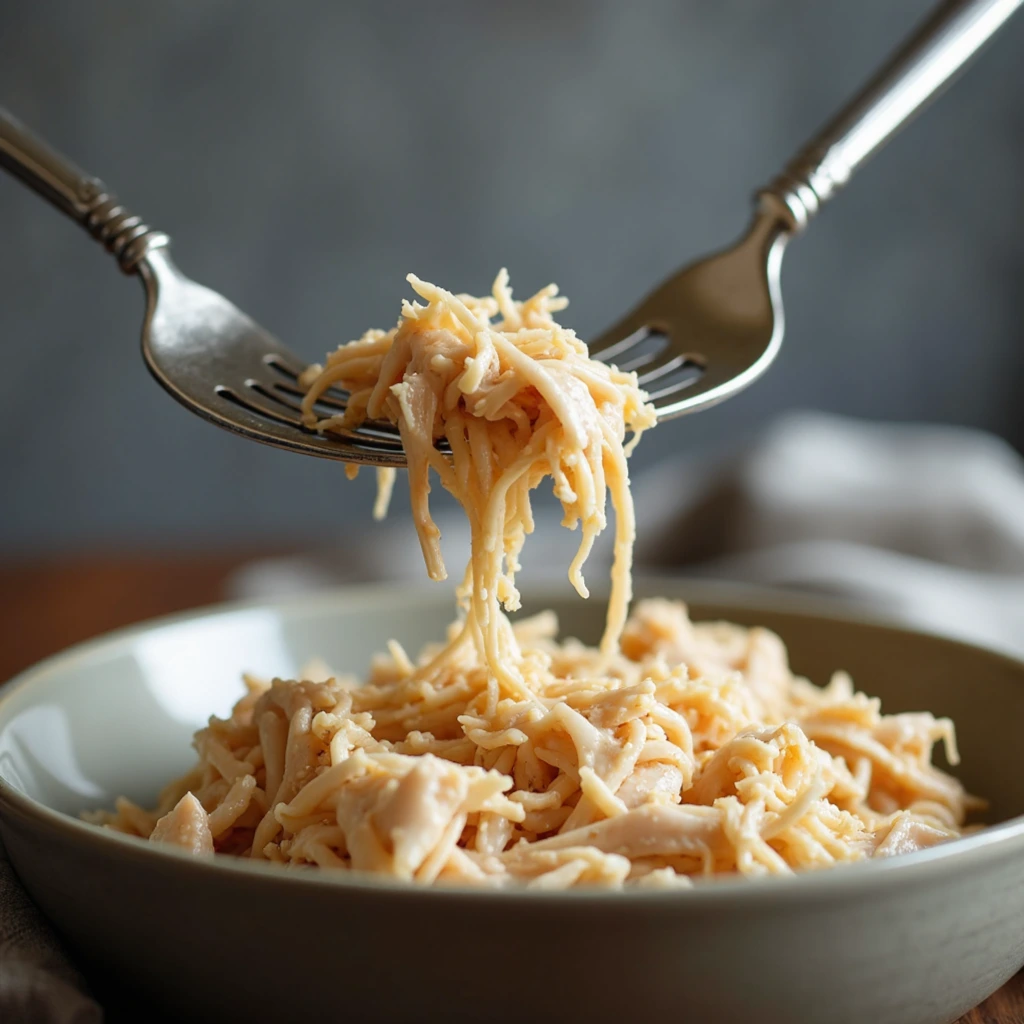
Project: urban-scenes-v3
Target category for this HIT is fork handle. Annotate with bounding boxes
[760,0,1022,231]
[0,108,170,272]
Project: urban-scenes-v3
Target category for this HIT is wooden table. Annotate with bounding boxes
[1,554,1021,1023]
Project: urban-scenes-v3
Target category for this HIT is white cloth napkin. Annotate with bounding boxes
[229,411,1024,657]
[630,412,1024,656]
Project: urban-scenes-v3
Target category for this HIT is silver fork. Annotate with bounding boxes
[0,0,1019,468]
[590,0,1022,415]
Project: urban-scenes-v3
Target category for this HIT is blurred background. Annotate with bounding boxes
[1,0,1023,673]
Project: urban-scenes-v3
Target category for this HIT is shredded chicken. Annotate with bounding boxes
[88,274,979,888]
[299,271,656,673]
[148,793,214,855]
[91,601,978,887]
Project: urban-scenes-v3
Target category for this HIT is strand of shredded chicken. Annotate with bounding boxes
[89,600,978,887]
[88,274,979,888]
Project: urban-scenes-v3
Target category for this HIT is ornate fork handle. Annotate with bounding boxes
[761,0,1022,231]
[0,108,170,272]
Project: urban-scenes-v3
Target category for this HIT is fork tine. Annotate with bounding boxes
[616,350,659,373]
[613,335,671,374]
[209,390,408,465]
[587,314,657,361]
[217,383,304,428]
[271,379,349,412]
[217,383,407,454]
[651,359,752,417]
[637,353,694,384]
[249,380,305,415]
[645,371,705,403]
[262,351,306,381]
[250,374,416,448]
[263,378,406,442]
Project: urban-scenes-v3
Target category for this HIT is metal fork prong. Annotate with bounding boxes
[272,379,349,412]
[617,349,663,374]
[260,352,398,432]
[318,424,406,453]
[345,419,405,442]
[652,358,760,417]
[248,380,306,415]
[223,382,323,433]
[254,380,398,443]
[264,380,409,445]
[317,416,449,455]
[221,382,407,455]
[262,351,306,381]
[644,369,706,403]
[588,324,652,362]
[267,377,399,434]
[219,402,409,464]
[636,353,693,385]
[214,385,297,427]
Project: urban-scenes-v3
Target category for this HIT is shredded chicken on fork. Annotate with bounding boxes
[299,271,656,681]
[88,274,980,889]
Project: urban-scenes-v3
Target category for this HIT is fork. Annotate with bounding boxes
[0,0,1019,468]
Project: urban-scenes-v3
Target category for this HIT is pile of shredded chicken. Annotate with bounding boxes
[88,273,977,888]
[90,600,974,887]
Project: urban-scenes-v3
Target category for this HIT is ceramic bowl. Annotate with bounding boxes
[1,581,1023,1024]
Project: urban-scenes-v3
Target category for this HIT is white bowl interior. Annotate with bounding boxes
[0,591,457,813]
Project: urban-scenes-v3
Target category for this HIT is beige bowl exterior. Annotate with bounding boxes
[1,581,1023,1024]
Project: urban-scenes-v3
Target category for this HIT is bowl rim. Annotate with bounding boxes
[3,579,1024,906]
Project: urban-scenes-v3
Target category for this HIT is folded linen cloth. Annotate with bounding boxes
[631,412,1024,656]
[0,844,101,1023]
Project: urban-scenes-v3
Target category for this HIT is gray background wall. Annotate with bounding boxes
[1,1,1021,554]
